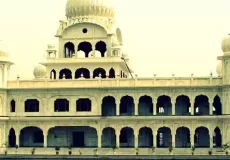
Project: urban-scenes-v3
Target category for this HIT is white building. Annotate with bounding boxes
[0,0,230,156]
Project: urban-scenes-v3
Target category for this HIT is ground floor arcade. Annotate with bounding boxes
[7,125,223,149]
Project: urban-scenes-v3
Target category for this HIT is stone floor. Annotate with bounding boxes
[0,155,230,160]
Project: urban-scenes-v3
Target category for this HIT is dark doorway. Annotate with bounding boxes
[73,132,84,147]
[9,128,16,147]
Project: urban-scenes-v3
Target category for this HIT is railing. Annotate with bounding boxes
[7,77,222,89]
[5,115,230,121]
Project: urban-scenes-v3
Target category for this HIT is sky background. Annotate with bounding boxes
[0,0,230,80]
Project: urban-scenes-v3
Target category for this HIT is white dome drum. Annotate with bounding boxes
[65,0,115,19]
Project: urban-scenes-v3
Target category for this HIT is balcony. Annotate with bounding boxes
[7,77,222,89]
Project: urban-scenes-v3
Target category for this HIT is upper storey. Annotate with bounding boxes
[53,0,123,60]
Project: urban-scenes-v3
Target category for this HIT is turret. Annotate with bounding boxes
[219,34,230,84]
[218,34,230,114]
[46,44,57,59]
[0,50,13,88]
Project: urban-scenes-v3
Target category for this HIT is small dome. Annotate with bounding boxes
[122,52,128,58]
[33,64,46,79]
[0,50,8,57]
[216,61,222,77]
[221,34,230,54]
[66,0,115,20]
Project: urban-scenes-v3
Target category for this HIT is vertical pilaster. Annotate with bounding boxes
[70,98,75,113]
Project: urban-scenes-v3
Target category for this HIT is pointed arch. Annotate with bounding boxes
[108,68,115,78]
[75,68,90,79]
[175,95,191,116]
[77,41,92,58]
[120,127,134,148]
[138,127,153,148]
[95,41,107,57]
[195,126,210,148]
[213,95,222,115]
[50,69,56,80]
[214,127,222,147]
[194,95,209,116]
[157,127,172,148]
[64,42,75,58]
[102,127,116,148]
[101,96,116,116]
[8,128,16,147]
[157,95,172,115]
[175,127,191,148]
[59,68,72,79]
[20,126,44,147]
[10,100,16,112]
[93,68,106,78]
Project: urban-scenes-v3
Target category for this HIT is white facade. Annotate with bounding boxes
[0,0,230,156]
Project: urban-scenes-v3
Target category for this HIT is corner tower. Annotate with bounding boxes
[218,34,230,114]
[41,0,131,80]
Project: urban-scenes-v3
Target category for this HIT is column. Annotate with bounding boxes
[134,130,138,148]
[209,132,213,148]
[44,133,48,148]
[190,130,195,147]
[116,130,120,147]
[97,131,102,148]
[75,41,78,58]
[190,98,195,115]
[134,99,138,116]
[171,98,175,116]
[209,97,213,115]
[43,127,49,148]
[171,130,175,147]
[153,97,157,116]
[153,131,157,148]
[116,99,120,116]
[15,130,20,147]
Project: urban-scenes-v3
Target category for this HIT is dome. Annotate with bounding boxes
[221,34,230,54]
[65,0,115,20]
[0,50,8,57]
[33,64,47,79]
[216,61,222,77]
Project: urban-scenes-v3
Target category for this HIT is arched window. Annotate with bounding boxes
[10,100,16,112]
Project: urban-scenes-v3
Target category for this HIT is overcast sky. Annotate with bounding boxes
[0,0,230,80]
